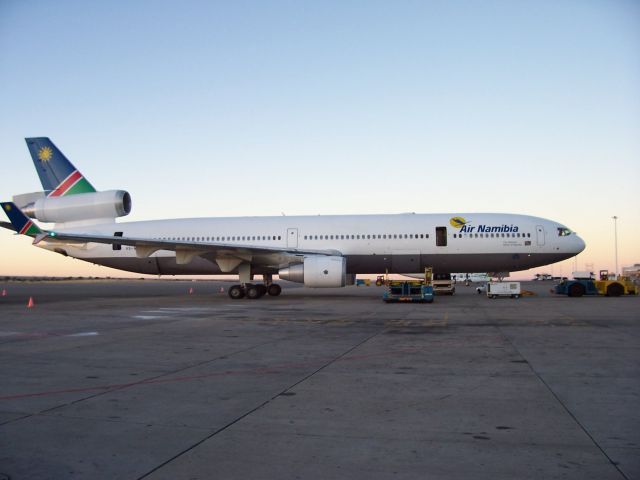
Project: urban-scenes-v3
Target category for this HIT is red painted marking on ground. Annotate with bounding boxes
[0,348,418,401]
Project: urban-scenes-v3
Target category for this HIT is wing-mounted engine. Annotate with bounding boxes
[18,190,131,224]
[279,255,347,287]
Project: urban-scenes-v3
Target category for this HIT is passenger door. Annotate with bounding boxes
[536,225,545,246]
[287,228,298,248]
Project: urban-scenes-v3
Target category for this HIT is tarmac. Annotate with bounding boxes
[0,279,638,480]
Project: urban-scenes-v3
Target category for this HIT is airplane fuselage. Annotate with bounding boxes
[40,212,585,276]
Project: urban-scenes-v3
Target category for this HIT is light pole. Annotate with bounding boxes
[612,216,618,278]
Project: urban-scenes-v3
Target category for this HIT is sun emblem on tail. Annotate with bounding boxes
[38,146,53,162]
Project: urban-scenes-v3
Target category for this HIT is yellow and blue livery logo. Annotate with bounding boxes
[449,216,468,228]
[38,146,53,162]
[3,204,11,212]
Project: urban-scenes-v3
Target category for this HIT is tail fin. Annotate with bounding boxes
[1,202,43,236]
[25,138,96,197]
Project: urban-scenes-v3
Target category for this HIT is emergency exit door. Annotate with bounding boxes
[287,228,298,248]
[536,225,545,246]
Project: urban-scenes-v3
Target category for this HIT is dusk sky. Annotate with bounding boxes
[1,0,638,278]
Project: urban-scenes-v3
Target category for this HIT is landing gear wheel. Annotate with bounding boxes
[267,284,282,296]
[256,285,267,297]
[568,283,585,297]
[246,285,262,299]
[606,283,624,297]
[228,285,245,299]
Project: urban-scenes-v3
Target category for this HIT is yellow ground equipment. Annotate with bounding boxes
[382,268,434,303]
[594,270,638,296]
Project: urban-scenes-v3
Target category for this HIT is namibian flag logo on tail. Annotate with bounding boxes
[25,138,96,197]
[1,202,43,236]
[48,170,94,197]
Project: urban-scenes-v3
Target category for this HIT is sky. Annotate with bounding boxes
[1,0,639,279]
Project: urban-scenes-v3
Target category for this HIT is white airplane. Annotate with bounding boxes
[1,138,586,299]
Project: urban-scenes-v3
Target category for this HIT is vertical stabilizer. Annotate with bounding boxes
[25,138,96,196]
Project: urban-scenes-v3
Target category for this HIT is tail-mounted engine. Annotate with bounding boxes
[21,190,132,223]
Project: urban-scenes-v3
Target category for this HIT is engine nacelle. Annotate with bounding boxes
[279,256,347,288]
[23,190,132,223]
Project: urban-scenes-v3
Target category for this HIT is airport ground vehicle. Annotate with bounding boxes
[553,271,637,297]
[383,269,434,303]
[486,281,521,298]
[533,273,553,281]
[595,270,638,296]
[432,273,455,295]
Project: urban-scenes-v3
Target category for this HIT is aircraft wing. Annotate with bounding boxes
[36,231,341,268]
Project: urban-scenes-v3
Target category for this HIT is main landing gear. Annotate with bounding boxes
[228,269,282,300]
[228,283,282,300]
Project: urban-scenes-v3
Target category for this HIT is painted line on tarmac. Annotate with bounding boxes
[0,330,100,339]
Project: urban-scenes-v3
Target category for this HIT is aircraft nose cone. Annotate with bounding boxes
[575,235,586,254]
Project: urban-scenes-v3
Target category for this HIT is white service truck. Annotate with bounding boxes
[486,282,521,299]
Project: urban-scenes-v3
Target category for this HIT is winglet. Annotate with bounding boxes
[1,202,43,237]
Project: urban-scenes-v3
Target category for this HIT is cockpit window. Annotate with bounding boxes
[557,227,572,236]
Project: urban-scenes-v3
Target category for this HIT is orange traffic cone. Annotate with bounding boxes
[189,287,194,294]
[27,297,35,308]
[1,289,6,297]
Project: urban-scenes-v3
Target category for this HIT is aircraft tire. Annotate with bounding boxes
[228,285,245,299]
[267,284,282,296]
[256,285,267,297]
[246,285,261,299]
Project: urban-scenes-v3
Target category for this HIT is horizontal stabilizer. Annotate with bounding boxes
[0,221,16,232]
[1,202,43,236]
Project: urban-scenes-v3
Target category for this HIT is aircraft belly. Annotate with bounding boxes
[87,256,162,275]
[80,252,573,276]
[345,252,573,274]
